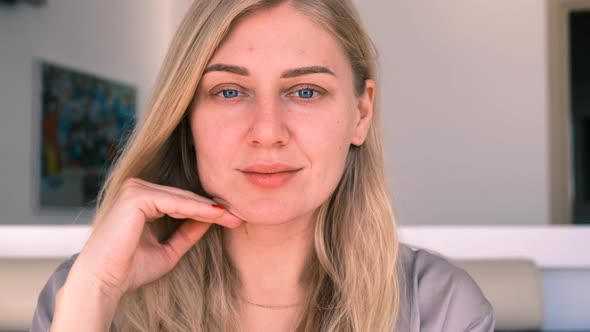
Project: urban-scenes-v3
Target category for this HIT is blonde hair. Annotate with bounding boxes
[95,0,402,330]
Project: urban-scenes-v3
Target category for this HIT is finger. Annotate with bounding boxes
[134,190,237,228]
[162,221,212,263]
[131,178,215,204]
[208,213,243,228]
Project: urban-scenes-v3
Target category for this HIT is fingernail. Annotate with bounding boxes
[211,204,225,210]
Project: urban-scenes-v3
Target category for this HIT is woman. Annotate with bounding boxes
[32,0,494,331]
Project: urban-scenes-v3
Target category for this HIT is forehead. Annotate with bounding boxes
[207,3,351,76]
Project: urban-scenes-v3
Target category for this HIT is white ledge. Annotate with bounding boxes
[1,225,589,269]
[399,225,590,269]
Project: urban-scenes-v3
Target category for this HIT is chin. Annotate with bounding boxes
[223,197,314,226]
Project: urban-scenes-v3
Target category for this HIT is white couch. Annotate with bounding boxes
[455,259,544,331]
[0,258,63,331]
[0,257,544,331]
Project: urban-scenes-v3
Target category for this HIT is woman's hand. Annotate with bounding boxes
[51,178,243,332]
[72,178,242,298]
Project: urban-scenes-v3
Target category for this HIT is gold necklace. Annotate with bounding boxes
[240,297,302,309]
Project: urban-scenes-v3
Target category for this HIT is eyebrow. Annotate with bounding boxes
[203,64,336,78]
[203,64,248,76]
[282,65,336,78]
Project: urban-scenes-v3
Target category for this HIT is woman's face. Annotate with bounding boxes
[191,3,374,225]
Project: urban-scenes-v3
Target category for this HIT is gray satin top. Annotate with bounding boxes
[30,244,494,331]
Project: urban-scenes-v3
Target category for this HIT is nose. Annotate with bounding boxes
[246,97,290,147]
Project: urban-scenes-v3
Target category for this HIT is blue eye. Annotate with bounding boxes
[297,88,317,99]
[219,89,240,98]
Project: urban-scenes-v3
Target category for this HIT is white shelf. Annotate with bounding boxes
[399,225,590,269]
[1,225,589,269]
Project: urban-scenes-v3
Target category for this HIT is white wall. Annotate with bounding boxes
[354,0,549,225]
[0,0,173,224]
[171,0,194,34]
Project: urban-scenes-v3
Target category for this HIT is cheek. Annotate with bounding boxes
[191,110,236,159]
[308,117,353,176]
[190,115,226,185]
[323,107,359,172]
[190,110,249,199]
[323,106,358,152]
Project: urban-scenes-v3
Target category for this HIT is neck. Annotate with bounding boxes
[222,216,316,307]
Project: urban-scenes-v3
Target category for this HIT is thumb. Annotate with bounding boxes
[162,221,212,263]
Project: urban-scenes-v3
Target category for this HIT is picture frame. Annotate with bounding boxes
[35,60,136,209]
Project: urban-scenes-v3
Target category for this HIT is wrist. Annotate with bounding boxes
[51,262,123,331]
[63,267,124,306]
[68,254,127,302]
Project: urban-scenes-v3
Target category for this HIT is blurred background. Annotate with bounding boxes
[1,0,589,226]
[0,0,589,331]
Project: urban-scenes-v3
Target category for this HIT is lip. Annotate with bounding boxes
[240,162,302,173]
[239,162,302,189]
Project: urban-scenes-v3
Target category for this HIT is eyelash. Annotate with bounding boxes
[287,86,323,99]
[215,89,244,99]
[212,85,324,100]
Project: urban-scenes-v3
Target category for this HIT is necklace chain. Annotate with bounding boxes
[240,297,302,309]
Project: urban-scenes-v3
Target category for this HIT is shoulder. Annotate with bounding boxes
[30,254,79,332]
[397,244,495,331]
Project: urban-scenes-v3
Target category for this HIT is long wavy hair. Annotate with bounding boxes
[94,0,402,330]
